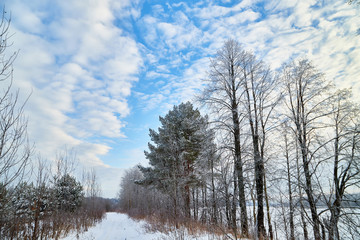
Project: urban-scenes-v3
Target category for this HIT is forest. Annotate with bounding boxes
[118,40,360,240]
[0,2,359,240]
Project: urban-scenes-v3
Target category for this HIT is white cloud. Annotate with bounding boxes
[225,9,260,24]
[138,0,359,117]
[195,5,232,19]
[291,1,317,27]
[142,11,203,52]
[4,0,143,197]
[142,16,159,44]
[9,1,47,33]
[193,0,256,19]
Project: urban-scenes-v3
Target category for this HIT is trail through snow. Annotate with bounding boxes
[60,212,168,240]
[60,212,221,240]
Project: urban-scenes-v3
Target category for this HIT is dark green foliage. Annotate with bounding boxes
[54,174,84,212]
[139,102,216,218]
[140,102,210,190]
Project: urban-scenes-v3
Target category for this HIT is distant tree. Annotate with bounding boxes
[118,167,165,216]
[83,168,101,199]
[118,167,144,212]
[81,168,105,221]
[53,147,78,178]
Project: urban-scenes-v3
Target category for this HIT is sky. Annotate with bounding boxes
[3,0,359,198]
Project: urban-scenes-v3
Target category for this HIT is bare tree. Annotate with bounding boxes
[53,147,78,179]
[31,156,51,240]
[239,45,280,240]
[321,89,360,240]
[273,122,297,240]
[0,9,34,237]
[281,59,333,239]
[82,168,101,199]
[200,39,280,239]
[199,39,249,237]
[283,124,296,240]
[0,8,32,188]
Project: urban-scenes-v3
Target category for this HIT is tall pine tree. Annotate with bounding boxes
[139,102,216,219]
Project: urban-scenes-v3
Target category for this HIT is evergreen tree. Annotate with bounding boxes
[54,174,84,212]
[139,102,216,219]
[11,182,35,222]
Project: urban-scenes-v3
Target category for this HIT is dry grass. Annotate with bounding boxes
[119,210,249,240]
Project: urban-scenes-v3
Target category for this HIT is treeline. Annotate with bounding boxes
[118,40,360,240]
[0,165,107,240]
[0,10,110,240]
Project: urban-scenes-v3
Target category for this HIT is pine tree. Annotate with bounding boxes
[54,174,84,212]
[139,102,216,219]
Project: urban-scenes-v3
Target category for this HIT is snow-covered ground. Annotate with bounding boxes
[60,212,228,240]
[60,212,167,240]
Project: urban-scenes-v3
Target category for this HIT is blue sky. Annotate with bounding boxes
[4,0,360,197]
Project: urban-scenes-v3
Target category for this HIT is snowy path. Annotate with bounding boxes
[60,212,230,240]
[60,212,168,240]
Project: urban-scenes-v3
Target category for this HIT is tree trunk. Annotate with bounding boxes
[232,168,238,238]
[243,72,266,240]
[287,171,295,240]
[254,135,266,239]
[174,180,178,221]
[235,154,248,237]
[184,185,191,219]
[264,174,273,240]
[285,133,295,240]
[296,145,309,240]
[202,185,207,223]
[328,122,342,240]
[300,199,309,240]
[192,188,197,221]
[224,177,232,229]
[280,196,289,240]
[250,183,257,229]
[302,153,321,239]
[211,158,218,224]
[328,207,340,240]
[32,199,40,240]
[232,94,249,237]
[297,115,320,239]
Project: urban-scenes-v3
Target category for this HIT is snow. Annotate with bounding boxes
[60,212,230,240]
[60,212,167,240]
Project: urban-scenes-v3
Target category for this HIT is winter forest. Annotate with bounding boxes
[117,41,360,240]
[1,2,360,240]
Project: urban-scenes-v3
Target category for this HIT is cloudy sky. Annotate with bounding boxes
[3,0,359,197]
